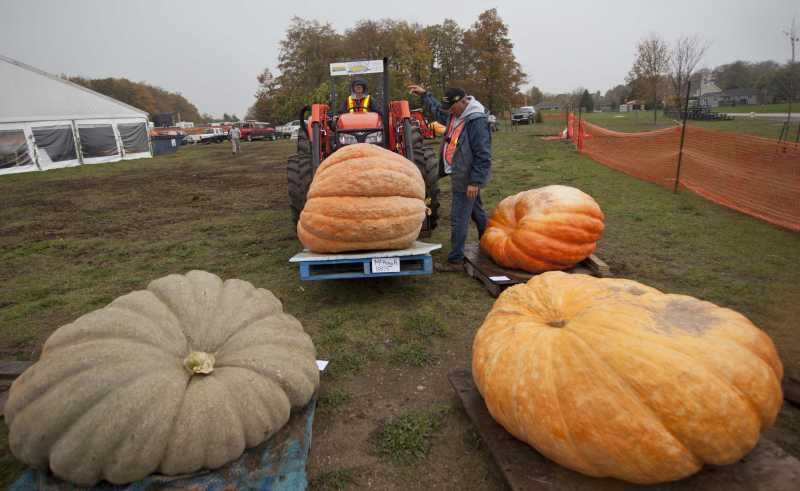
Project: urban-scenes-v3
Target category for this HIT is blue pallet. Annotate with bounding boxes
[289,241,441,281]
[11,397,317,491]
[298,253,432,280]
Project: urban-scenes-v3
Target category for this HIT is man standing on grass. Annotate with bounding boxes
[408,84,492,272]
[229,125,241,156]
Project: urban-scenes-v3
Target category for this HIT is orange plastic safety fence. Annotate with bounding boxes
[566,114,800,232]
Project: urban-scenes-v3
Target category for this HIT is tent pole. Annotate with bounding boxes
[72,120,84,165]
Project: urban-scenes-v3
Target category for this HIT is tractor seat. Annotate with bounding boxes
[337,112,382,130]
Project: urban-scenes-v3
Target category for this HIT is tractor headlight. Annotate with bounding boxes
[339,133,357,145]
[365,131,383,144]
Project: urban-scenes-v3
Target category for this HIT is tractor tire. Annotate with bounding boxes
[287,128,313,225]
[405,122,440,234]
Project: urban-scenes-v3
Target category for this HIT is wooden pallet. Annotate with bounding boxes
[449,369,800,491]
[463,243,610,297]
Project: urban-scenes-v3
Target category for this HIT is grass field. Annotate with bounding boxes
[2,129,799,488]
[579,111,790,139]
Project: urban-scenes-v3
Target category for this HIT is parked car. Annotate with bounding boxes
[276,120,302,139]
[183,127,226,145]
[511,106,536,125]
[238,121,277,141]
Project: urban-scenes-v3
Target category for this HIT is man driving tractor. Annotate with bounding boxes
[340,77,380,114]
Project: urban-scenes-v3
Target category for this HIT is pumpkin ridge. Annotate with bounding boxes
[310,163,423,195]
[7,342,178,425]
[509,230,592,262]
[47,333,187,359]
[216,334,314,364]
[156,372,194,474]
[147,287,201,349]
[563,329,699,466]
[532,219,605,244]
[48,367,176,479]
[548,333,601,475]
[201,376,247,468]
[509,330,543,441]
[186,272,225,349]
[213,366,291,437]
[572,319,771,440]
[220,351,318,408]
[93,372,184,483]
[207,289,279,354]
[556,331,700,480]
[507,234,573,269]
[44,304,188,357]
[99,380,185,484]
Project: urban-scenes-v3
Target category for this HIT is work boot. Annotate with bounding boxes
[435,260,464,273]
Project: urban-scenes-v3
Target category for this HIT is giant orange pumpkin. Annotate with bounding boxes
[472,272,783,484]
[480,185,604,272]
[297,143,427,253]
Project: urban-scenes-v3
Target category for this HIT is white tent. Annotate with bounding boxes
[0,54,152,176]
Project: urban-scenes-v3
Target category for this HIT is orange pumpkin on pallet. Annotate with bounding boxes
[297,144,427,253]
[480,185,604,272]
[472,272,784,484]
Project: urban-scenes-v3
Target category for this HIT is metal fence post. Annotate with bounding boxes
[673,81,692,194]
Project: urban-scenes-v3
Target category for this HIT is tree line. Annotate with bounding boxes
[247,9,527,123]
[68,76,205,123]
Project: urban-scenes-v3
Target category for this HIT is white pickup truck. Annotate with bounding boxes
[276,120,302,139]
[183,127,226,145]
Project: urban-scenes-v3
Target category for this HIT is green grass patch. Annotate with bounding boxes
[581,110,787,139]
[712,103,793,113]
[317,387,351,412]
[402,311,447,338]
[390,341,432,367]
[375,405,449,465]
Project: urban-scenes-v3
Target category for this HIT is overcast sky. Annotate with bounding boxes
[2,0,797,119]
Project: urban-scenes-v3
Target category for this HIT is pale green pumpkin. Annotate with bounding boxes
[5,270,319,486]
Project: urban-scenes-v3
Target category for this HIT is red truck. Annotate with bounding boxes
[237,121,277,141]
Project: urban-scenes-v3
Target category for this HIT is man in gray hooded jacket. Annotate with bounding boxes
[408,84,492,271]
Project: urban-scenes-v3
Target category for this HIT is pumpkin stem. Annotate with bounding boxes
[183,351,215,375]
[547,320,567,328]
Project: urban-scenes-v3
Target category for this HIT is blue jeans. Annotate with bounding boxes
[448,191,487,263]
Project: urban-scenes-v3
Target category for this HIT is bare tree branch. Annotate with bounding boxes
[670,35,709,104]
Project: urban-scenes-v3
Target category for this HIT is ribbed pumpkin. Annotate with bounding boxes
[5,271,319,486]
[480,185,604,272]
[297,143,427,253]
[472,272,783,484]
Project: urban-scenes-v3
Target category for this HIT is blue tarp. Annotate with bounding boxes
[11,397,316,491]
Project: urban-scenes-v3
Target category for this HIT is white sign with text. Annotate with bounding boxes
[371,257,401,273]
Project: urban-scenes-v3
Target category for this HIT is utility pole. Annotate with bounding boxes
[780,17,798,141]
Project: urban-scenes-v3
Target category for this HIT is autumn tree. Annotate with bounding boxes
[424,19,466,96]
[527,86,544,105]
[69,76,203,122]
[579,90,594,112]
[627,34,670,124]
[604,84,632,108]
[461,9,526,113]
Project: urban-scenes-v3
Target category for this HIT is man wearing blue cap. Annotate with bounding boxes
[408,83,492,272]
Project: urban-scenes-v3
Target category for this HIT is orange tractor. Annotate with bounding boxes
[287,58,440,235]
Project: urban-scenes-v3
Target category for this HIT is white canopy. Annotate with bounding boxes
[0,54,151,175]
